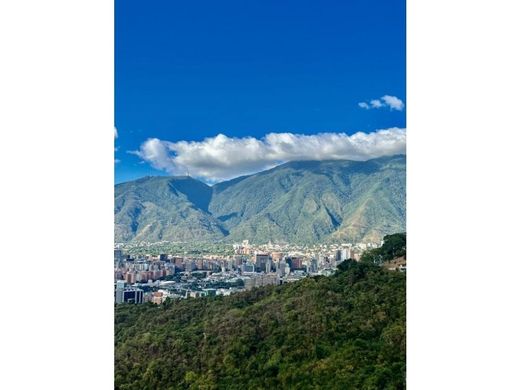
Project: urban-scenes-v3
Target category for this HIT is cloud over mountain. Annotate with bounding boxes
[134,128,406,182]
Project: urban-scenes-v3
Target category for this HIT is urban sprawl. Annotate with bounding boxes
[114,240,395,305]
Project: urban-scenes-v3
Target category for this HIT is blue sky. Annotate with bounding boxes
[115,0,406,183]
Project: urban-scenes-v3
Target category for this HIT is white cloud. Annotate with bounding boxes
[359,95,405,111]
[114,127,118,138]
[381,95,405,111]
[370,99,383,108]
[133,128,406,183]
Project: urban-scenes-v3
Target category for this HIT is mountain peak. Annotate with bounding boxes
[115,157,405,243]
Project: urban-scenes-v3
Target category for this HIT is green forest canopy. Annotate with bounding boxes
[115,258,406,389]
[360,233,406,265]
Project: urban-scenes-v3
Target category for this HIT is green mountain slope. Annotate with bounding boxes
[115,176,227,242]
[210,155,406,243]
[115,155,405,243]
[115,260,406,389]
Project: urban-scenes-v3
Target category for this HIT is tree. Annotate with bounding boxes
[115,260,406,389]
[380,233,406,260]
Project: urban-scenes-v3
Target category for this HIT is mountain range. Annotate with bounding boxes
[115,154,405,244]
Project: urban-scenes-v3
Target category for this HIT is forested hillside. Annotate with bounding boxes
[115,260,406,389]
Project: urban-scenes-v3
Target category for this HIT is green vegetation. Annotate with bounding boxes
[360,233,406,265]
[115,260,406,389]
[115,155,406,244]
[120,242,235,257]
[115,176,227,243]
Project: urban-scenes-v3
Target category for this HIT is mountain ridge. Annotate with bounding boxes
[115,155,406,243]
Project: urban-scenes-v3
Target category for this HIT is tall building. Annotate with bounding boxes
[115,281,143,304]
[269,258,274,273]
[277,260,287,277]
[254,253,270,273]
[243,273,279,291]
[125,272,136,284]
[242,262,255,273]
[173,257,184,271]
[341,248,350,261]
[153,269,162,280]
[114,249,124,263]
[122,288,143,304]
[185,260,196,272]
[115,281,125,304]
[287,257,303,271]
[310,258,318,273]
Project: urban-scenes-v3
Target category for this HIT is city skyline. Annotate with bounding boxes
[114,238,398,305]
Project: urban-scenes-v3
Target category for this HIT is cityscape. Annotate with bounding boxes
[114,240,392,305]
[113,1,408,388]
